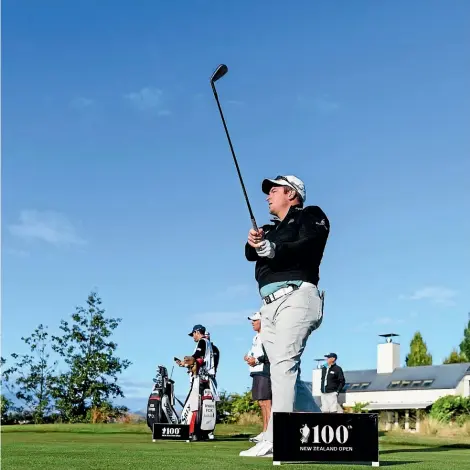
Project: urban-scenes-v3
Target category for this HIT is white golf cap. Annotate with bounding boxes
[262,175,306,202]
[247,311,261,321]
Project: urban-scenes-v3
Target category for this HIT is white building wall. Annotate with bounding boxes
[455,374,470,397]
[339,388,456,407]
[311,368,469,407]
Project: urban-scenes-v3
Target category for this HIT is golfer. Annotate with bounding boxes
[240,175,330,458]
[244,311,272,444]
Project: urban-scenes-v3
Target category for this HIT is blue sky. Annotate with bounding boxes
[2,1,469,410]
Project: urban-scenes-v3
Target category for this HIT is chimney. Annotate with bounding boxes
[377,333,400,374]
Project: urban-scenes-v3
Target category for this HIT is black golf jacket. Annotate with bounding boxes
[320,363,346,394]
[245,204,330,290]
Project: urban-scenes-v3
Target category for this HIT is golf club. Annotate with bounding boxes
[210,64,259,232]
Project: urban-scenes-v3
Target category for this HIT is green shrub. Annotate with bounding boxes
[429,395,470,423]
[215,389,261,424]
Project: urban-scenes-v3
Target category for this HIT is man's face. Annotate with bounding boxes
[326,357,336,366]
[251,319,261,332]
[192,331,203,342]
[267,185,294,216]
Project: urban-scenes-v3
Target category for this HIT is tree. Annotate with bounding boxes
[51,291,131,422]
[1,325,57,423]
[443,348,467,364]
[405,331,432,367]
[458,316,470,362]
[1,394,13,424]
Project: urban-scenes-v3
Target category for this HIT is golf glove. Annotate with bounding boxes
[256,240,276,259]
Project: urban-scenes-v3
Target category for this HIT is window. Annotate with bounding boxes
[388,381,401,389]
[400,380,411,388]
[360,382,371,390]
[422,379,434,387]
[350,383,361,390]
[411,380,422,387]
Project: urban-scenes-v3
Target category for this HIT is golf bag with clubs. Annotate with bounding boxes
[146,364,218,440]
[146,365,180,428]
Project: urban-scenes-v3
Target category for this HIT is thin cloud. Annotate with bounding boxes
[120,380,150,398]
[217,284,253,298]
[297,94,339,114]
[70,97,94,109]
[8,210,86,247]
[190,310,254,327]
[354,316,405,333]
[374,317,405,326]
[5,248,29,258]
[124,87,170,114]
[227,100,245,106]
[313,96,340,113]
[402,286,457,306]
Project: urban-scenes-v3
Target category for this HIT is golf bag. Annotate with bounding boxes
[146,365,179,429]
[146,364,218,440]
[180,374,217,439]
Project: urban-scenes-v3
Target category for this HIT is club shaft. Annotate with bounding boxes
[211,83,258,232]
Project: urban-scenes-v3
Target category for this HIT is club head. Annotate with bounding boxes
[211,64,228,83]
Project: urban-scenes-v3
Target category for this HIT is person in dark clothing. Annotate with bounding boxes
[240,175,330,458]
[205,332,219,374]
[176,324,209,374]
[176,324,218,440]
[320,353,345,413]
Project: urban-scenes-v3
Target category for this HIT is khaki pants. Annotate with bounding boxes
[260,282,324,443]
[321,392,344,413]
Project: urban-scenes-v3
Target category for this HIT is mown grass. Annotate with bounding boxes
[2,423,470,470]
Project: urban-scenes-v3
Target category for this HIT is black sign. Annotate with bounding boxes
[273,412,379,464]
[152,423,190,441]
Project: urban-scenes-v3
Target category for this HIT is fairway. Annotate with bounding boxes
[2,424,470,470]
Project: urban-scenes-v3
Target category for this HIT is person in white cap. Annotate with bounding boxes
[243,311,272,444]
[240,175,330,458]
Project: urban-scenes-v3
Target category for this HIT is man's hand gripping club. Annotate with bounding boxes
[247,228,275,259]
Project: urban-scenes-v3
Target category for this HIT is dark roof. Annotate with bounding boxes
[308,363,470,393]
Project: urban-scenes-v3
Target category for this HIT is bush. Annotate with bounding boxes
[86,402,129,424]
[215,389,262,424]
[429,395,470,424]
[231,391,261,416]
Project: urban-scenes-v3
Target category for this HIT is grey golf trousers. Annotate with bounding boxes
[260,282,324,443]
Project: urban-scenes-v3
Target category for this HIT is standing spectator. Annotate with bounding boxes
[320,353,345,413]
[244,311,272,443]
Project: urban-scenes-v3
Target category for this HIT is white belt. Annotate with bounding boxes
[262,284,299,305]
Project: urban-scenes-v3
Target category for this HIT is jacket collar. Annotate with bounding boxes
[270,204,303,224]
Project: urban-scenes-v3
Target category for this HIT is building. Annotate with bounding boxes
[309,334,470,431]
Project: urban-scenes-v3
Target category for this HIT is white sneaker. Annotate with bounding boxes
[208,432,214,440]
[249,431,264,443]
[239,440,273,457]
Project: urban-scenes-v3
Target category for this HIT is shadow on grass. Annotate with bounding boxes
[378,463,422,467]
[382,443,470,454]
[214,433,253,441]
[281,461,420,467]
